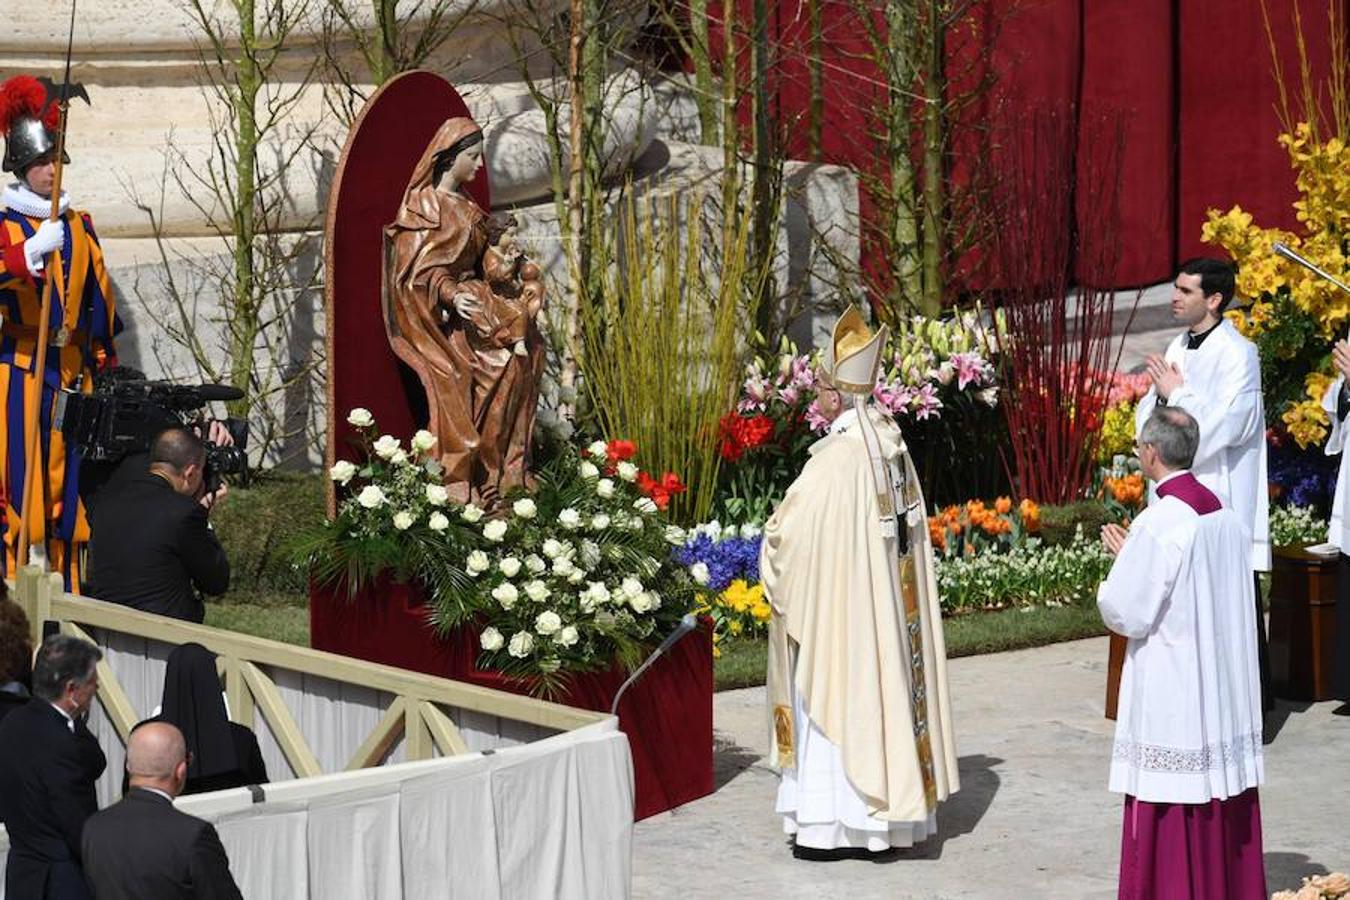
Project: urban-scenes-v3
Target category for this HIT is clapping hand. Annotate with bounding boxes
[1333,339,1350,381]
[1145,354,1183,401]
[1100,523,1129,557]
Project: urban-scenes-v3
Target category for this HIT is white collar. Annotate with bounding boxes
[2,182,69,218]
[136,786,176,803]
[49,701,75,732]
[1155,469,1188,489]
[829,407,859,434]
[815,403,904,459]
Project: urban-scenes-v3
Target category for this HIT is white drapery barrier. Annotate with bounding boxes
[2,573,634,898]
[0,720,634,899]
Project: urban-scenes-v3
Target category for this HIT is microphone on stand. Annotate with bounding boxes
[1272,242,1350,295]
[610,613,699,716]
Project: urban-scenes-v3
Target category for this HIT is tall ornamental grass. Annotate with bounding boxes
[577,192,766,524]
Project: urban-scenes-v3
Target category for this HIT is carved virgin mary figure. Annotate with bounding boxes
[383,117,546,505]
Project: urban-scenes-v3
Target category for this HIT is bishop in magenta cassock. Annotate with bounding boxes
[762,307,958,858]
[1099,406,1266,900]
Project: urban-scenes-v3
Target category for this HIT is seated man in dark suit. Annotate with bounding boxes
[86,425,230,623]
[0,635,108,900]
[83,721,243,900]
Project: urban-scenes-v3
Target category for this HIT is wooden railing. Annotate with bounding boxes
[11,567,606,791]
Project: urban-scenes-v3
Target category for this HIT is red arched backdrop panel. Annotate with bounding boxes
[323,71,488,495]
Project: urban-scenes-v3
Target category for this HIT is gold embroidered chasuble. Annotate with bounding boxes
[763,406,959,823]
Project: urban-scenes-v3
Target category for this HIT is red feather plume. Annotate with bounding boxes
[0,75,56,134]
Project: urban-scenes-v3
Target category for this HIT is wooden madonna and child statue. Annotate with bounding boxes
[382,116,547,507]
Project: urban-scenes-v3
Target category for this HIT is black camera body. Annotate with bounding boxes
[56,371,250,493]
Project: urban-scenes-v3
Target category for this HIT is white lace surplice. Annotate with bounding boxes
[1098,493,1264,804]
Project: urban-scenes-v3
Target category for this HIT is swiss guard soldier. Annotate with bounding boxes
[0,74,120,587]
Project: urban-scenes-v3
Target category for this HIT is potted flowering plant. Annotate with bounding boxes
[714,310,1010,521]
[298,412,698,696]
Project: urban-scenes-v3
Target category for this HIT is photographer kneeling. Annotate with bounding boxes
[85,425,229,623]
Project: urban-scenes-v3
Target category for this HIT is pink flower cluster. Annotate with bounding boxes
[738,354,817,414]
[1104,371,1152,407]
[733,326,1001,435]
[872,382,943,421]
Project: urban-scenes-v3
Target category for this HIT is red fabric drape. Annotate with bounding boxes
[709,0,1345,291]
[310,579,715,820]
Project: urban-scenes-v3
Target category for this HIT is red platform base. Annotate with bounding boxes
[309,579,715,820]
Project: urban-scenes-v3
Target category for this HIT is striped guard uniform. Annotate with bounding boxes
[0,185,121,588]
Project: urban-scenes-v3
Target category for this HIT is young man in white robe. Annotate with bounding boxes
[762,307,958,859]
[1133,257,1271,710]
[1099,406,1266,899]
[1317,337,1350,712]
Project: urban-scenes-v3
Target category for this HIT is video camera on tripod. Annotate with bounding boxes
[55,369,250,493]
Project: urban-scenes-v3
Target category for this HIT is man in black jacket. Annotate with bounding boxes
[85,426,229,623]
[0,635,107,900]
[82,720,243,900]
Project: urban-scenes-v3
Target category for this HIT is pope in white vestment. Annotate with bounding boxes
[762,308,958,855]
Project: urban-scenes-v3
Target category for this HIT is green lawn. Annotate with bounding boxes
[204,601,310,647]
[204,594,1109,691]
[712,601,1108,692]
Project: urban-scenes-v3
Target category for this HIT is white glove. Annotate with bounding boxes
[24,219,66,273]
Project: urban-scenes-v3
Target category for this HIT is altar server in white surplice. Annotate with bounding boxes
[1099,406,1266,899]
[1134,257,1271,709]
[1317,338,1350,708]
[763,307,958,859]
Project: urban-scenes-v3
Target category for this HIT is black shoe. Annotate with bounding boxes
[1332,702,1350,717]
[792,843,875,862]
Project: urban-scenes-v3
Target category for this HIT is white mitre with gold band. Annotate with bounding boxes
[823,306,900,535]
[824,306,888,395]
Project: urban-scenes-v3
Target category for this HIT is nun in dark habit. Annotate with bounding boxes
[126,643,268,795]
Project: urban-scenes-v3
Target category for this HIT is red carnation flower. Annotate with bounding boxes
[606,439,637,464]
[659,472,686,495]
[740,415,776,450]
[718,413,746,462]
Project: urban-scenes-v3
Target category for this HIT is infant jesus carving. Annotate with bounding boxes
[451,212,546,357]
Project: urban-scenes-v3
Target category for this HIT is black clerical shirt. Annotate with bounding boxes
[1185,319,1223,350]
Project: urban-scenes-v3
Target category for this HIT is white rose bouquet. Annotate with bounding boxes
[294,413,475,601]
[430,438,698,695]
[298,418,699,695]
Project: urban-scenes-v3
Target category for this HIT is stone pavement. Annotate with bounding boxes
[632,636,1346,899]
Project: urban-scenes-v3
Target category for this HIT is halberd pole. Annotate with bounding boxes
[15,0,78,570]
